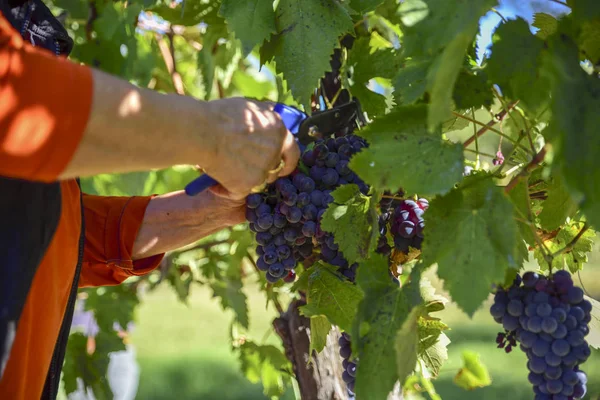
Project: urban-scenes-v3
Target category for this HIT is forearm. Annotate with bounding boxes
[59,69,216,179]
[131,190,245,259]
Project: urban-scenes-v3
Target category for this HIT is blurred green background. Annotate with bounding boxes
[131,250,600,400]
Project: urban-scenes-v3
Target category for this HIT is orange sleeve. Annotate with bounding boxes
[0,12,92,182]
[79,194,165,287]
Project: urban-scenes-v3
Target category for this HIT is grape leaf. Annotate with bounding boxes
[578,17,600,65]
[584,295,600,350]
[320,184,379,264]
[486,18,549,114]
[346,37,401,116]
[84,285,139,332]
[393,58,431,105]
[508,180,535,264]
[532,12,558,39]
[441,111,470,133]
[398,0,496,129]
[453,351,491,390]
[570,0,600,22]
[538,174,578,231]
[350,105,464,196]
[151,0,223,26]
[533,223,596,273]
[352,254,423,399]
[299,264,364,332]
[220,0,276,56]
[272,0,353,109]
[350,0,385,13]
[395,307,421,385]
[419,326,450,377]
[238,341,291,398]
[452,68,494,110]
[422,174,519,316]
[209,279,249,328]
[309,316,332,354]
[543,33,600,231]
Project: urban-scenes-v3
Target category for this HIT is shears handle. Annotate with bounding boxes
[184,103,307,196]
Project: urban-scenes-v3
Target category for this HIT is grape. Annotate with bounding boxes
[277,245,291,260]
[507,299,524,316]
[282,256,296,270]
[245,209,258,223]
[257,214,274,230]
[537,303,553,317]
[256,258,269,271]
[567,287,584,304]
[256,232,273,246]
[287,207,302,223]
[523,271,539,288]
[246,194,263,208]
[268,263,285,278]
[302,221,317,237]
[339,345,351,359]
[283,270,296,283]
[541,317,558,334]
[263,251,278,265]
[322,169,339,186]
[335,160,350,175]
[301,150,316,166]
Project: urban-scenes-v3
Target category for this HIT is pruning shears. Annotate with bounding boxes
[184,99,365,196]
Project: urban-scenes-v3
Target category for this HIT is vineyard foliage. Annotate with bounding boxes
[48,0,600,398]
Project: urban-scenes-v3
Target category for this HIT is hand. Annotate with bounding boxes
[197,97,300,200]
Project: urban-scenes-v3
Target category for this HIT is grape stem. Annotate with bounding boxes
[550,223,590,258]
[156,29,185,95]
[504,145,548,193]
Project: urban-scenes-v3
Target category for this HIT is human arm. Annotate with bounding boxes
[0,14,299,198]
[79,189,244,287]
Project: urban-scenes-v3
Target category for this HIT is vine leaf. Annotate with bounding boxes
[350,0,385,13]
[508,179,536,264]
[422,174,519,316]
[538,175,578,232]
[578,16,600,65]
[486,18,549,114]
[352,254,423,399]
[346,37,401,116]
[237,341,291,398]
[220,0,276,56]
[309,315,332,354]
[533,223,596,273]
[393,58,431,105]
[321,184,379,264]
[584,295,600,350]
[272,0,353,109]
[299,264,364,332]
[395,307,421,385]
[453,351,492,390]
[544,33,600,231]
[350,105,464,196]
[398,0,496,129]
[209,279,249,329]
[532,12,558,39]
[452,68,494,110]
[419,326,450,377]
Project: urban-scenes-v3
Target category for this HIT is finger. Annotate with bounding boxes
[279,131,300,177]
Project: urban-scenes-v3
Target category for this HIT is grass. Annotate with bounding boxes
[130,251,600,400]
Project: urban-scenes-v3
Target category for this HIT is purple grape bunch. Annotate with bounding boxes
[245,133,370,283]
[491,270,592,399]
[339,332,358,397]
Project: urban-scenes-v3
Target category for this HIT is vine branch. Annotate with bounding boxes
[156,29,185,95]
[551,223,590,258]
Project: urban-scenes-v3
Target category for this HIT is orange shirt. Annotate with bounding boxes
[0,11,164,400]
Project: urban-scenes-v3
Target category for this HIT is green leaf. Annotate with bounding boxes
[570,0,600,22]
[220,0,276,56]
[578,17,600,66]
[585,295,600,350]
[346,37,401,116]
[299,264,364,332]
[538,174,578,231]
[395,307,422,386]
[532,13,558,39]
[151,0,224,26]
[486,18,549,113]
[350,105,464,196]
[422,174,519,316]
[426,32,475,129]
[272,0,353,108]
[352,255,423,399]
[452,68,493,110]
[453,351,492,390]
[419,325,450,377]
[84,286,139,332]
[441,111,470,133]
[533,223,595,273]
[543,33,600,230]
[320,184,379,264]
[210,279,249,328]
[198,34,217,99]
[508,179,535,264]
[350,0,385,13]
[309,316,332,354]
[393,58,431,105]
[238,341,291,398]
